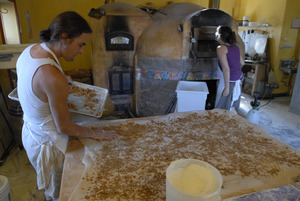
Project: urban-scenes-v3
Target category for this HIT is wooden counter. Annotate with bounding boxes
[60,109,300,201]
[0,44,31,69]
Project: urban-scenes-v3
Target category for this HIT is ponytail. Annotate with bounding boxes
[229,31,236,45]
[39,28,51,42]
[217,26,237,45]
[39,11,92,43]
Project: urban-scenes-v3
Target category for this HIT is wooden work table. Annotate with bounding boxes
[60,109,300,201]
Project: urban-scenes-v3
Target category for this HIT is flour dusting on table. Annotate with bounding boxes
[68,109,300,201]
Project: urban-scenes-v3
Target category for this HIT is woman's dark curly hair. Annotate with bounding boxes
[216,25,236,45]
[39,11,92,42]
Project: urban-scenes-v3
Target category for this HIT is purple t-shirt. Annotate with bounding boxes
[218,44,242,81]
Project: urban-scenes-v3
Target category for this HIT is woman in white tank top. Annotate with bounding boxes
[17,11,118,201]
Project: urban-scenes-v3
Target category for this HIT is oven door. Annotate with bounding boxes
[190,26,219,58]
[105,31,134,51]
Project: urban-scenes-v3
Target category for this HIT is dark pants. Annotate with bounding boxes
[215,82,241,110]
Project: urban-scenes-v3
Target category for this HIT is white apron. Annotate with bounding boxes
[17,43,68,200]
[215,67,242,110]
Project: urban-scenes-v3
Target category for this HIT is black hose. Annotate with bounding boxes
[165,95,177,114]
[257,84,273,110]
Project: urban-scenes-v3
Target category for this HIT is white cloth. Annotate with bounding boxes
[232,80,241,105]
[22,124,64,200]
[215,67,242,108]
[215,67,224,107]
[17,43,68,200]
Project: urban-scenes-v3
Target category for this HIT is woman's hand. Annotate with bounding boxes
[92,128,118,140]
[222,87,230,96]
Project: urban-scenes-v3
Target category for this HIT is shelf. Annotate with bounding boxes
[0,44,32,69]
[244,77,254,84]
[242,62,267,96]
[245,60,266,64]
[239,25,271,28]
[238,25,272,33]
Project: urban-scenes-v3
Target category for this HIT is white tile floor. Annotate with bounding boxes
[238,93,300,150]
[0,93,299,201]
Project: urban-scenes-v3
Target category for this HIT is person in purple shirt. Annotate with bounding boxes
[215,25,245,112]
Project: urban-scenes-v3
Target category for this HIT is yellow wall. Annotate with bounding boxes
[278,0,300,94]
[221,0,300,94]
[15,0,299,94]
[219,0,241,20]
[116,0,209,8]
[15,0,208,71]
[16,0,101,71]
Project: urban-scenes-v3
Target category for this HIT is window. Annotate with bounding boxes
[0,0,20,44]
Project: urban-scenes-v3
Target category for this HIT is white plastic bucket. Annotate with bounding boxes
[166,159,222,201]
[175,81,209,112]
[0,175,11,201]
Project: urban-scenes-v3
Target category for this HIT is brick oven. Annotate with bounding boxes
[89,2,151,115]
[89,2,244,117]
[135,3,244,117]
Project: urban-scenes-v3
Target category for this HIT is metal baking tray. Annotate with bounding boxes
[67,81,108,118]
[8,81,108,118]
[8,87,19,101]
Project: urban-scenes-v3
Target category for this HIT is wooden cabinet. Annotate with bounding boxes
[242,60,267,97]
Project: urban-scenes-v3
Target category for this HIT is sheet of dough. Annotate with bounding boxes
[65,109,300,201]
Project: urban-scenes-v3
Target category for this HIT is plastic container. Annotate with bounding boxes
[242,16,250,26]
[249,22,259,27]
[166,159,222,201]
[175,81,209,112]
[0,175,11,201]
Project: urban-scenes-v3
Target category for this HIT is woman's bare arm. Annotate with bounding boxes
[34,65,117,140]
[217,45,230,96]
